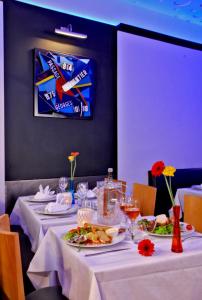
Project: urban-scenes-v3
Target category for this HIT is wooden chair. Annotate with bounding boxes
[0,217,67,300]
[184,195,202,233]
[0,214,10,231]
[132,183,157,216]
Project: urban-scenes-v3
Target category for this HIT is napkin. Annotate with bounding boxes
[45,202,69,213]
[87,190,96,199]
[34,185,55,200]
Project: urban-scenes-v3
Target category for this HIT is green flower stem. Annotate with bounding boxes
[164,175,175,206]
[73,158,77,179]
[70,161,73,180]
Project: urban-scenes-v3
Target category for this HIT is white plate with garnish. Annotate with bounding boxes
[63,224,126,248]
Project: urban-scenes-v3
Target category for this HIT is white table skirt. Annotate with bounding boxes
[28,224,202,300]
[10,196,78,252]
[174,187,202,213]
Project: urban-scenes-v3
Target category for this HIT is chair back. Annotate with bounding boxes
[132,183,157,216]
[0,230,25,300]
[184,195,202,233]
[0,214,10,231]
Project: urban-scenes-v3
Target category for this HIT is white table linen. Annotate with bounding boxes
[10,196,78,252]
[174,187,202,213]
[28,224,202,300]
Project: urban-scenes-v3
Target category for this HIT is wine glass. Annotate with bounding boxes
[58,177,68,193]
[124,198,140,242]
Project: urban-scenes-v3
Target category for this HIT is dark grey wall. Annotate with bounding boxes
[4,0,117,181]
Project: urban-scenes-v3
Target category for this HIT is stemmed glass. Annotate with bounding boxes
[124,198,140,242]
[58,177,68,193]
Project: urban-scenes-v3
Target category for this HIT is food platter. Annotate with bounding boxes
[63,224,126,248]
[65,232,125,248]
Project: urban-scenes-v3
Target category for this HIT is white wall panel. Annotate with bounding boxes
[118,31,202,192]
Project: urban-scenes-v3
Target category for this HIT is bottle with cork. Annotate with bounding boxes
[97,167,122,225]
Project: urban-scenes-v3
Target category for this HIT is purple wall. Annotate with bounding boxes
[118,31,202,191]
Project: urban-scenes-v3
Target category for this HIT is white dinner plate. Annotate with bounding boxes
[25,195,56,203]
[35,205,78,216]
[146,222,194,237]
[65,232,126,248]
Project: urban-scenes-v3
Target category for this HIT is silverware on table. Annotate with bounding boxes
[40,216,69,220]
[182,235,202,242]
[84,247,131,257]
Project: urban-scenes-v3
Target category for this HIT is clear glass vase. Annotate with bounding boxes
[171,205,183,253]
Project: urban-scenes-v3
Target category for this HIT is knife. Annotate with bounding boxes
[84,247,131,257]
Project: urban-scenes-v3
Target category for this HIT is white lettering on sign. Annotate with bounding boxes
[44,91,55,100]
[61,62,74,72]
[62,70,88,92]
[55,101,73,111]
[47,60,60,79]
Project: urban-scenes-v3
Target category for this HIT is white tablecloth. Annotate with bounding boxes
[175,187,202,213]
[10,196,78,252]
[28,224,202,300]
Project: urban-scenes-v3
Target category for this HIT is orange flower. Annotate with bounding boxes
[71,152,79,157]
[138,239,155,256]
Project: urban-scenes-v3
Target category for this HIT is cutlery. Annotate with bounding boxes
[40,216,69,220]
[84,247,131,257]
[182,235,202,242]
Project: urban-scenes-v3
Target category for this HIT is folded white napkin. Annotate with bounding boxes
[87,190,96,199]
[34,185,55,200]
[45,202,69,213]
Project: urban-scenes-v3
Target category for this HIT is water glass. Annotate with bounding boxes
[77,207,94,227]
[76,182,88,207]
[59,177,68,193]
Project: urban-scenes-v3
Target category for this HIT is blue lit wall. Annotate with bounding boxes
[16,0,202,43]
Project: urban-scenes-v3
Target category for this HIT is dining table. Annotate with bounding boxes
[174,185,202,214]
[10,195,78,252]
[27,223,202,300]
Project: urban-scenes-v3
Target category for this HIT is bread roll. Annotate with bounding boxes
[156,214,168,225]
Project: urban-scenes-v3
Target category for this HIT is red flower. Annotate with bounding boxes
[151,161,165,177]
[186,224,193,231]
[138,239,155,256]
[71,152,79,157]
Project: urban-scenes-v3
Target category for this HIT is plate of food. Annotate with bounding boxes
[138,214,194,237]
[63,223,126,248]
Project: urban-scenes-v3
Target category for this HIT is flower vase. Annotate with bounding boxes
[69,179,75,205]
[171,205,183,253]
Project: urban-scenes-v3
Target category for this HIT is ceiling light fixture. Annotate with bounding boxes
[54,24,87,39]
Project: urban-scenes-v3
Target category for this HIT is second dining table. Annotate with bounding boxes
[10,195,78,252]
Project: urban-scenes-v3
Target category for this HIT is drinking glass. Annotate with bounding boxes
[76,182,88,207]
[58,177,68,193]
[124,198,140,242]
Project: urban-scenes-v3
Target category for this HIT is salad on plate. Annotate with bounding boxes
[138,214,194,236]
